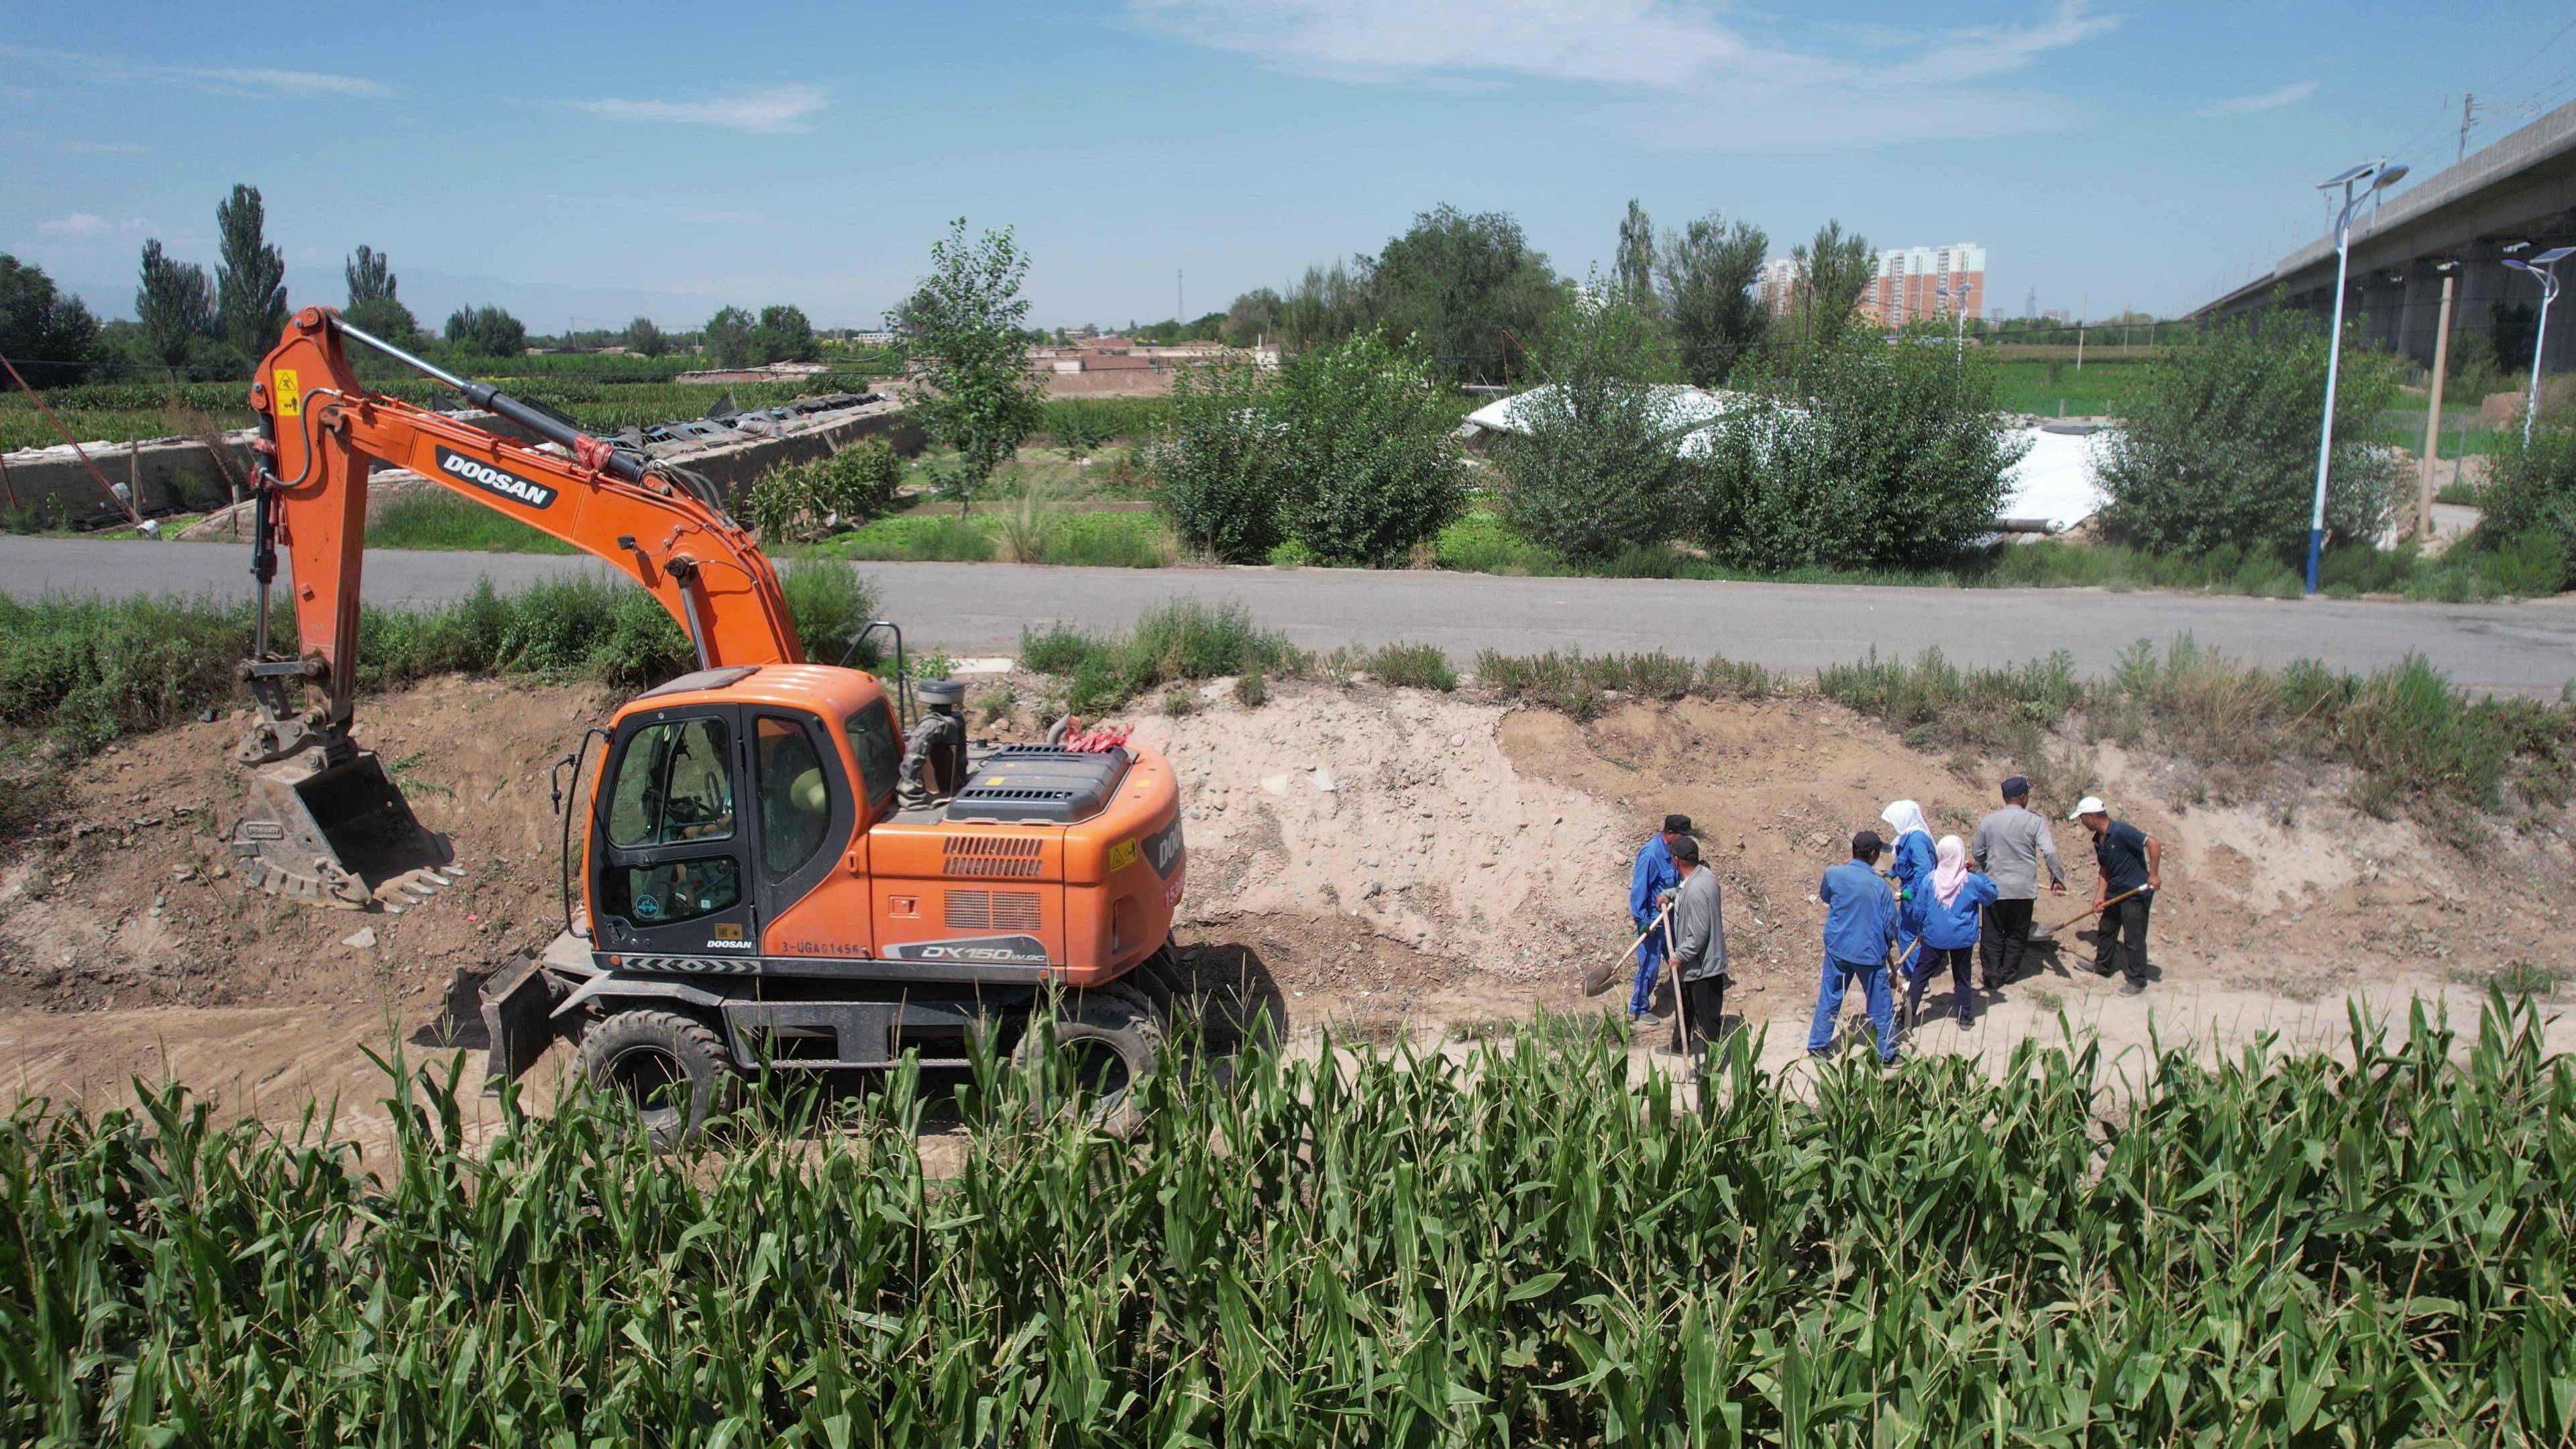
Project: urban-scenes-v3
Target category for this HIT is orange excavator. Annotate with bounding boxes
[233,307,1185,1138]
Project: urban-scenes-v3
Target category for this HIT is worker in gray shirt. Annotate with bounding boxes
[1656,836,1729,1065]
[1969,775,2064,989]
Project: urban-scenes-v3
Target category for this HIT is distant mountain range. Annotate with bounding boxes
[63,264,734,335]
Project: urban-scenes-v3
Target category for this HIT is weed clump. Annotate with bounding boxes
[1019,599,1305,715]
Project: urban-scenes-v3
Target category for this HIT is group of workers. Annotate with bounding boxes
[1625,780,2162,1065]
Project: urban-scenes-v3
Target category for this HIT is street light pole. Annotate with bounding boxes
[2305,160,2409,596]
[2501,247,2572,447]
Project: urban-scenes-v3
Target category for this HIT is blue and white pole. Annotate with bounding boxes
[2305,160,2406,596]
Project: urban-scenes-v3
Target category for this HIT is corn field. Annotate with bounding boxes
[5,996,2573,1445]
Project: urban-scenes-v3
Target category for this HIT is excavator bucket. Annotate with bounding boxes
[228,747,457,909]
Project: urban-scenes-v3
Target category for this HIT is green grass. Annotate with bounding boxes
[806,506,1175,568]
[0,564,879,749]
[1019,598,1304,714]
[369,492,578,554]
[7,996,2575,1443]
[1990,355,2154,417]
[1820,636,2576,843]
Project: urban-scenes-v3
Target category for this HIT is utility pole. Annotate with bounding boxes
[1177,269,1184,327]
[2418,269,2456,537]
[2459,93,2475,164]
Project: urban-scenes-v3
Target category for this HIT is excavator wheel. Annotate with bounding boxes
[1012,985,1164,1139]
[573,1008,740,1151]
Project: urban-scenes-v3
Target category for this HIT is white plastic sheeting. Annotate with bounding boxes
[1998,427,2108,532]
[1463,385,2109,532]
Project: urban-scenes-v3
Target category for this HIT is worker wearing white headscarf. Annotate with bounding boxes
[1880,800,1935,978]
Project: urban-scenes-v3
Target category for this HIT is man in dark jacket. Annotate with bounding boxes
[2072,797,2160,996]
[1657,836,1729,1062]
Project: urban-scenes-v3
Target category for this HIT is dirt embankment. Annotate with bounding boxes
[3,673,2573,1122]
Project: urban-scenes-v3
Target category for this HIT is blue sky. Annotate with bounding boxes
[8,1,2575,331]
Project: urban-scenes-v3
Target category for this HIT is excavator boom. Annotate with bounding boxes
[231,307,805,905]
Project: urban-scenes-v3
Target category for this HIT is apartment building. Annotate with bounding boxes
[1864,244,1986,327]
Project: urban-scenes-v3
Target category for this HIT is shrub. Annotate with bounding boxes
[747,438,903,543]
[1272,329,1466,565]
[2478,415,2576,578]
[1361,642,1456,691]
[1495,295,1700,561]
[2094,307,2405,559]
[1433,511,1560,575]
[1146,357,1289,562]
[1695,337,2025,571]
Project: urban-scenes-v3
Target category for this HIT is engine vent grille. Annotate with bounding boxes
[943,835,1044,878]
[945,890,1042,931]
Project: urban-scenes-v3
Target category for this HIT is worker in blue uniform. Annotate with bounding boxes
[1807,830,1901,1064]
[1626,814,1694,1026]
[1880,800,1935,983]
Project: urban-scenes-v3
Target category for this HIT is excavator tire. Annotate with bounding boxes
[573,1008,739,1151]
[1012,985,1163,1140]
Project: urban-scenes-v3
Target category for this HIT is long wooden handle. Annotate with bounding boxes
[2048,885,2146,934]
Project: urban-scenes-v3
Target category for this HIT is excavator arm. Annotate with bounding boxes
[229,306,806,906]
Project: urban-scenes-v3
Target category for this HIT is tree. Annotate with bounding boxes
[2094,309,2406,560]
[621,316,669,358]
[215,183,288,357]
[1272,329,1466,564]
[1278,260,1371,354]
[1695,337,2026,572]
[1658,213,1770,387]
[345,245,396,306]
[135,239,217,369]
[893,218,1047,511]
[1220,287,1281,346]
[1497,290,1697,561]
[702,307,756,368]
[1148,357,1291,562]
[1615,199,1657,314]
[0,254,101,385]
[342,296,419,345]
[1366,206,1562,386]
[443,305,527,357]
[1786,220,1875,350]
[750,304,819,364]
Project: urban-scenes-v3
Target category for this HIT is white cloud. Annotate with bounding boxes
[0,47,388,99]
[34,213,148,240]
[1124,0,2120,147]
[2194,80,2318,117]
[574,86,828,135]
[38,213,115,238]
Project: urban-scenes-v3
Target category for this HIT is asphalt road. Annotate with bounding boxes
[6,537,2573,695]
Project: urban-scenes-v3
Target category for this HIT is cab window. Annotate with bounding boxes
[843,699,902,811]
[605,717,733,848]
[604,857,741,928]
[755,715,831,876]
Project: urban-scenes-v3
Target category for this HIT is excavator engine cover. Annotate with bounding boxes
[229,746,453,908]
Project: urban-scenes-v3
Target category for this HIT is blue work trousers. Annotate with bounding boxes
[1628,925,1667,1017]
[1806,955,1896,1062]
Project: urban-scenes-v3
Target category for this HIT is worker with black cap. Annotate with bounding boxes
[1625,814,1695,1026]
[1657,834,1729,1063]
[1806,830,1900,1064]
[1970,775,2064,989]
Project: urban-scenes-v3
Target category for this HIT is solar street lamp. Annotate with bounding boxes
[2500,246,2573,446]
[1936,281,1977,370]
[2306,159,2410,596]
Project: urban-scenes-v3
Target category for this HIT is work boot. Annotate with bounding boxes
[2117,979,2146,997]
[1631,1012,1664,1030]
[1955,1014,1973,1032]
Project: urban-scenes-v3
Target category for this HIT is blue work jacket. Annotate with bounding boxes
[1918,871,2001,951]
[1819,859,1898,967]
[1629,835,1678,930]
[1888,830,1935,925]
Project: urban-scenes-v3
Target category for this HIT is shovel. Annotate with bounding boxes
[1582,902,1675,998]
